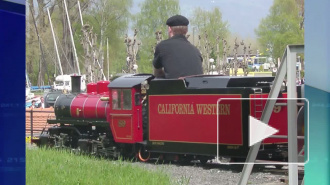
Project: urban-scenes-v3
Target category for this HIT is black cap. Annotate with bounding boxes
[166,15,189,27]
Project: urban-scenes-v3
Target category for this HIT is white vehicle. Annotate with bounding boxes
[53,74,86,92]
[25,87,34,100]
[26,73,34,100]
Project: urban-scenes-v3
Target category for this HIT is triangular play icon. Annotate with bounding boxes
[249,115,279,146]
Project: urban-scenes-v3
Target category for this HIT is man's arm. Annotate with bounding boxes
[198,48,203,63]
[152,45,165,78]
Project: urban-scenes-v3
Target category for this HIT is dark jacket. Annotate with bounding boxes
[153,35,203,79]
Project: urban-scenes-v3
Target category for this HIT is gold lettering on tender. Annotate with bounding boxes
[206,104,210,114]
[178,104,183,114]
[158,104,162,114]
[202,104,205,114]
[196,104,203,114]
[203,104,207,114]
[190,104,195,114]
[162,104,165,114]
[174,104,179,114]
[164,104,167,113]
[171,104,175,114]
[156,104,195,115]
[205,104,210,115]
[212,104,217,115]
[183,104,188,114]
[218,104,231,115]
[157,103,231,115]
[224,104,230,115]
[208,104,212,114]
[197,104,229,115]
[220,104,224,115]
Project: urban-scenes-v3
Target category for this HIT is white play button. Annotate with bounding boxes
[249,115,279,146]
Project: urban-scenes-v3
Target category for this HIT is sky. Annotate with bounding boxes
[131,0,274,39]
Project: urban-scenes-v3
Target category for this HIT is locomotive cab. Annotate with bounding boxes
[107,74,154,144]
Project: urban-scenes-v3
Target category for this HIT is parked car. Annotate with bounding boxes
[44,90,63,108]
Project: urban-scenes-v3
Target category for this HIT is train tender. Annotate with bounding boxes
[36,74,301,163]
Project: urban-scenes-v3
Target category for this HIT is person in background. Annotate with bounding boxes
[301,78,305,84]
[30,100,36,109]
[152,15,203,79]
[39,97,45,108]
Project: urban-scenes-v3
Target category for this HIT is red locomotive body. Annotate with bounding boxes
[39,74,303,163]
[70,81,110,119]
[70,93,109,119]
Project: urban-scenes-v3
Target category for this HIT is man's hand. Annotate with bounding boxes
[153,68,165,78]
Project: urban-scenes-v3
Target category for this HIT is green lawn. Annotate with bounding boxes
[26,148,171,185]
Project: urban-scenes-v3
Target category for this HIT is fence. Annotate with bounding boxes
[25,107,55,143]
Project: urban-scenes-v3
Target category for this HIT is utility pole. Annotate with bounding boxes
[77,0,84,26]
[29,5,48,86]
[107,38,109,80]
[47,8,63,76]
[63,0,80,75]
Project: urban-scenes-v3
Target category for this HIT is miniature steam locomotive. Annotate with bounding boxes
[35,74,303,163]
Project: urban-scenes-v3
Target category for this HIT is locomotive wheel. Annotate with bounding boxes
[230,158,246,163]
[137,148,150,162]
[72,146,82,155]
[178,155,192,165]
[142,100,148,140]
[199,159,208,165]
[275,165,284,169]
[199,156,211,165]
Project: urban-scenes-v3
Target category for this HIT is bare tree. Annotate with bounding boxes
[231,38,239,76]
[222,38,230,76]
[153,30,163,53]
[203,31,211,74]
[81,24,94,83]
[241,40,249,76]
[216,36,221,74]
[124,29,141,74]
[58,0,89,74]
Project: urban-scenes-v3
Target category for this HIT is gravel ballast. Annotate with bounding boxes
[132,159,301,185]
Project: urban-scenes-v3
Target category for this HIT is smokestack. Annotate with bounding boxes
[71,75,81,94]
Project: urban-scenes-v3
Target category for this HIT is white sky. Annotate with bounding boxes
[131,0,274,38]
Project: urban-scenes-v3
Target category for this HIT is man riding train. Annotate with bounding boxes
[153,15,203,79]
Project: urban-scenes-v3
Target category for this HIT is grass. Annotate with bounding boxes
[26,147,171,185]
